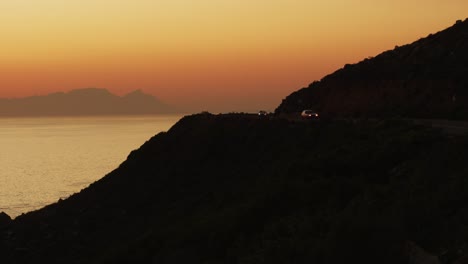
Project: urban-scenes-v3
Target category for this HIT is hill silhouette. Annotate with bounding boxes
[2,114,468,263]
[276,18,468,119]
[0,88,175,116]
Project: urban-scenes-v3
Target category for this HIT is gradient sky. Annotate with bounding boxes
[0,0,467,112]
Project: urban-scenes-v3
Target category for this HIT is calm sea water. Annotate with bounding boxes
[0,115,182,218]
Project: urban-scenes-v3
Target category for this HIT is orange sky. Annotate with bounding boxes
[0,0,467,112]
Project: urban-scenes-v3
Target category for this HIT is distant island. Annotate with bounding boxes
[0,88,176,116]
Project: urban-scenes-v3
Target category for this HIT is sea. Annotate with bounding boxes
[0,115,183,218]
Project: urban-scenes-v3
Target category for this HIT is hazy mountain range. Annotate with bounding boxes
[0,88,175,116]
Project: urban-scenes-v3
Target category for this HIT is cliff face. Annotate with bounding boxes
[2,113,468,263]
[276,19,468,119]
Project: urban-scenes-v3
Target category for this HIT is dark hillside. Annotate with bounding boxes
[276,19,468,119]
[2,114,468,263]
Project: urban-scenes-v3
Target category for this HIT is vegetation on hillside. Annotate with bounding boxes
[276,18,468,119]
[2,114,468,263]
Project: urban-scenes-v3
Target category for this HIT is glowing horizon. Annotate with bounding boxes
[1,0,467,111]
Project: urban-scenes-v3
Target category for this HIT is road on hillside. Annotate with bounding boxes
[409,119,468,135]
[272,113,468,136]
[249,112,468,135]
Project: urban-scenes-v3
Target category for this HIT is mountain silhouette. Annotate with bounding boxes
[0,88,175,116]
[276,18,468,119]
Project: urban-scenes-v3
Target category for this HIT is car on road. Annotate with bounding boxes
[301,110,319,120]
[258,110,269,116]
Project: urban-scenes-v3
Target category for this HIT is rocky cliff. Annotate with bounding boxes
[276,19,468,119]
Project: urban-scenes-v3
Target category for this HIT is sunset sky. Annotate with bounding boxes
[0,0,467,112]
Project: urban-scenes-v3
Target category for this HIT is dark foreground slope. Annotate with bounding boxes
[277,19,468,119]
[2,114,468,263]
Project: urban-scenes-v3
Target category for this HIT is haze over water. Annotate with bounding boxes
[0,115,182,218]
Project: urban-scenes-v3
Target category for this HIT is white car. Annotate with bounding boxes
[301,110,319,119]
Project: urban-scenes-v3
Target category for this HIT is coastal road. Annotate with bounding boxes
[276,114,468,135]
[409,119,468,135]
